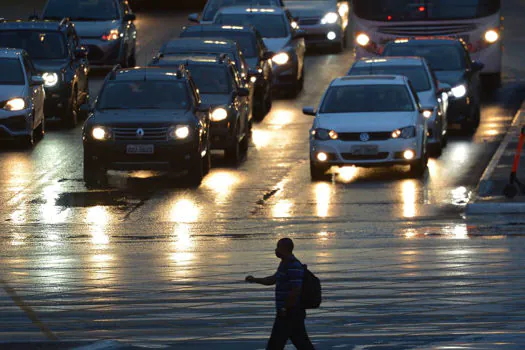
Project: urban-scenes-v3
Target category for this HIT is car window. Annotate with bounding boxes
[188,65,233,94]
[0,58,26,85]
[214,13,289,38]
[202,0,280,21]
[43,0,119,21]
[181,30,258,58]
[98,81,190,110]
[350,65,431,92]
[21,55,34,78]
[383,43,465,71]
[320,84,415,113]
[0,31,68,60]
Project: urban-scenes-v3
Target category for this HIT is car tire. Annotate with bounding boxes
[225,123,241,164]
[253,90,266,121]
[84,155,107,188]
[295,65,305,95]
[430,141,442,158]
[310,162,331,182]
[409,153,428,178]
[264,85,272,115]
[240,122,250,155]
[186,153,204,187]
[63,88,79,129]
[441,132,448,148]
[202,144,211,176]
[463,106,480,135]
[128,48,137,68]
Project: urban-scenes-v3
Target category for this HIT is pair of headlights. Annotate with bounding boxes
[91,125,191,141]
[312,126,416,140]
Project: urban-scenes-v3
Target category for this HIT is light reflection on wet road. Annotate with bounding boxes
[0,1,525,348]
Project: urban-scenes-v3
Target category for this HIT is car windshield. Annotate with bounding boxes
[188,65,232,94]
[214,14,288,38]
[0,31,67,60]
[320,84,415,113]
[202,0,281,21]
[350,65,431,92]
[98,81,189,110]
[43,0,119,21]
[0,58,25,85]
[383,44,465,71]
[354,0,500,21]
[181,31,257,57]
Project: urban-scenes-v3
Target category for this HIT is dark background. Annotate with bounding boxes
[131,0,207,11]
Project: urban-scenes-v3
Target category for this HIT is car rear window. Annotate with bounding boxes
[181,31,257,57]
[350,65,431,92]
[320,84,415,113]
[0,58,25,85]
[202,0,281,21]
[214,13,288,38]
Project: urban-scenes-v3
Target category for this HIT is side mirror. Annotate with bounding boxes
[79,104,92,113]
[293,29,306,39]
[31,75,44,85]
[302,106,316,116]
[75,46,89,58]
[262,51,275,60]
[123,13,136,22]
[471,61,485,72]
[188,13,200,23]
[237,87,250,97]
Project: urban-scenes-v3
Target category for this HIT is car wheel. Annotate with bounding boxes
[294,65,305,96]
[128,48,137,68]
[84,155,107,188]
[409,153,428,178]
[186,153,204,187]
[253,90,266,121]
[240,122,249,155]
[463,106,480,135]
[202,143,211,176]
[310,162,331,182]
[225,123,241,164]
[264,85,273,115]
[441,132,448,148]
[63,88,79,129]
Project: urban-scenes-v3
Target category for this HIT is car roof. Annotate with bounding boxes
[0,48,24,58]
[183,24,256,35]
[354,57,425,67]
[162,38,238,53]
[331,75,409,87]
[111,67,189,82]
[156,55,232,68]
[0,19,68,32]
[386,37,463,46]
[216,6,286,15]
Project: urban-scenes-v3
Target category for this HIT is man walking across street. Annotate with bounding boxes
[245,238,315,350]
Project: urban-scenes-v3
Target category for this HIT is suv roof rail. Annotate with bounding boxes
[109,64,122,80]
[58,17,70,28]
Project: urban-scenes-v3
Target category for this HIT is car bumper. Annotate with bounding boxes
[272,61,298,89]
[81,38,122,66]
[84,141,199,171]
[302,24,343,46]
[0,110,33,139]
[310,137,423,167]
[425,111,444,145]
[447,96,472,124]
[43,87,69,119]
[209,121,236,150]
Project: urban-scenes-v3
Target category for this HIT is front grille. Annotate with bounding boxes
[87,45,104,61]
[338,132,391,141]
[0,116,26,131]
[113,127,168,141]
[298,18,320,26]
[378,23,476,36]
[341,152,389,161]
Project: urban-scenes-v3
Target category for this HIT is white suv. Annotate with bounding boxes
[303,75,430,181]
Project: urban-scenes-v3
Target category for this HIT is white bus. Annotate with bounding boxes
[351,0,502,86]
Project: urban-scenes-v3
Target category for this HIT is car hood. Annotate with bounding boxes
[434,70,465,86]
[0,85,26,102]
[92,109,195,125]
[286,1,336,18]
[73,20,120,38]
[417,90,437,107]
[200,94,230,108]
[263,37,290,53]
[316,112,416,132]
[32,59,68,73]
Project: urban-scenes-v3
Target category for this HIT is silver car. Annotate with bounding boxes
[285,0,350,52]
[0,49,45,147]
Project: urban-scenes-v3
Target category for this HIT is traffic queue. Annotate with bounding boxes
[0,0,487,186]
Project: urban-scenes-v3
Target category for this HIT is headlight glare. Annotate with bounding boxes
[484,29,499,43]
[314,128,338,141]
[92,126,112,141]
[321,12,339,25]
[4,98,26,111]
[211,108,228,122]
[168,125,190,140]
[328,130,338,140]
[451,84,467,98]
[422,110,433,118]
[272,52,290,65]
[42,72,58,87]
[356,33,370,46]
[102,29,120,41]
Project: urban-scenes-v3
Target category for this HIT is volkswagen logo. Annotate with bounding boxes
[360,133,370,142]
[136,128,145,139]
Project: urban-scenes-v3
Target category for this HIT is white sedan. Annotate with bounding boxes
[303,75,431,181]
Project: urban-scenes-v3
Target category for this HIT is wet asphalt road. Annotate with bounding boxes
[1,1,525,349]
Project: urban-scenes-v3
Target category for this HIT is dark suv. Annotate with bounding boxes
[180,24,273,120]
[82,66,211,187]
[0,19,90,127]
[150,55,251,164]
[42,0,137,67]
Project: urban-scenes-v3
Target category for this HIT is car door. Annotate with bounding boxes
[286,12,305,77]
[407,80,427,147]
[231,65,250,127]
[462,46,481,106]
[70,29,89,103]
[22,54,44,127]
[120,0,137,56]
[426,64,448,134]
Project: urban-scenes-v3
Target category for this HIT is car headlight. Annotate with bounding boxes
[451,84,467,98]
[4,98,26,111]
[422,109,434,119]
[392,126,416,139]
[484,29,499,43]
[168,125,190,140]
[272,52,290,65]
[338,2,349,17]
[313,128,338,140]
[321,12,339,25]
[42,72,59,87]
[356,33,370,46]
[211,107,228,122]
[102,29,120,41]
[91,126,112,141]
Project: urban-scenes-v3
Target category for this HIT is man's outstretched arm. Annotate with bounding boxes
[245,274,276,286]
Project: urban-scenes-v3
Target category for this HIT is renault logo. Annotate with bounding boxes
[360,133,370,142]
[136,128,144,138]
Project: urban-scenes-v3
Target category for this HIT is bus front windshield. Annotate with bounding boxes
[354,0,500,21]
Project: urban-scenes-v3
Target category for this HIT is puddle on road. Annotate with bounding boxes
[55,191,150,208]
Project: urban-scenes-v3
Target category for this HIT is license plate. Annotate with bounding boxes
[351,145,378,156]
[126,144,154,154]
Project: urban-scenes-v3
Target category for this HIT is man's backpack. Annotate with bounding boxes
[300,264,322,309]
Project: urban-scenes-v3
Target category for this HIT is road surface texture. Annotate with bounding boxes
[1,1,525,349]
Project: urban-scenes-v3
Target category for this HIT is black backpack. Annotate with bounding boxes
[300,264,322,309]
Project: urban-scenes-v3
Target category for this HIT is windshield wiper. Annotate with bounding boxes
[70,17,112,21]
